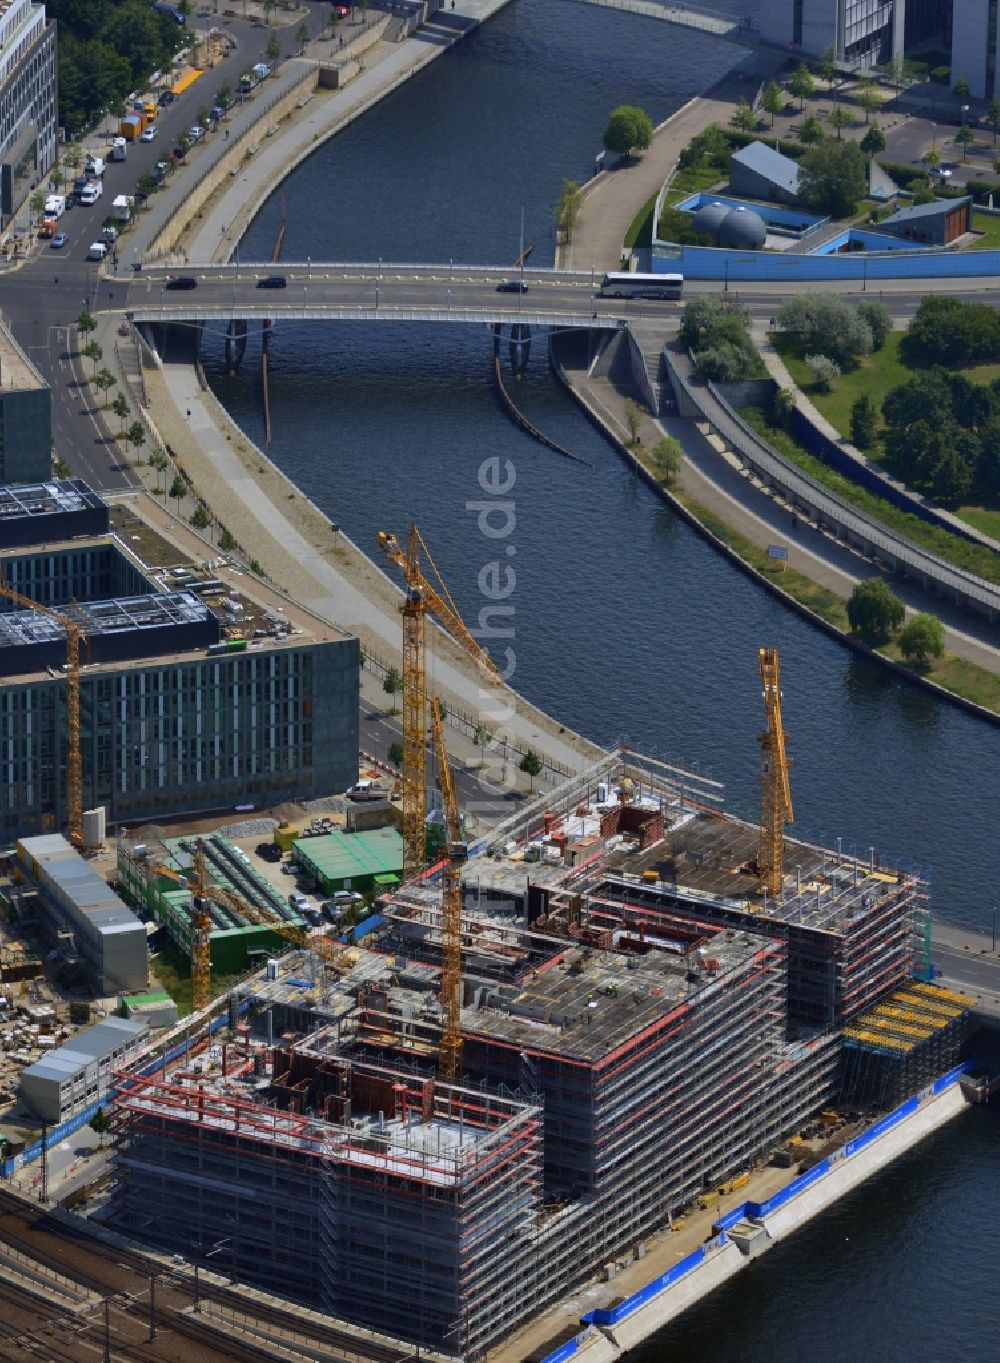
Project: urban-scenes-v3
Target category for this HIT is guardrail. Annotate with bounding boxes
[665,353,1000,620]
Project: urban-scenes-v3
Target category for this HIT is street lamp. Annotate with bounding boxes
[961,104,970,126]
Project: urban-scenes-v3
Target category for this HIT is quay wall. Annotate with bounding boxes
[539,1062,973,1363]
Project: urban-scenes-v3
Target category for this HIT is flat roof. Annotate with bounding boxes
[19,834,144,938]
[0,590,211,648]
[0,320,47,394]
[0,479,102,522]
[21,1016,147,1085]
[295,827,404,881]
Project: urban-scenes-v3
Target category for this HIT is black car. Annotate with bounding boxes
[496,279,529,293]
[133,190,148,205]
[159,90,175,106]
[165,276,197,290]
[256,275,287,289]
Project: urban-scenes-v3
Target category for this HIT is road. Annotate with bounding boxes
[0,4,330,492]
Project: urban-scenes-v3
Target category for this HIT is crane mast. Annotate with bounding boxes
[430,696,465,1084]
[758,647,793,899]
[378,524,501,880]
[0,573,85,850]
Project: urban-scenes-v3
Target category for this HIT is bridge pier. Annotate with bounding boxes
[225,319,249,377]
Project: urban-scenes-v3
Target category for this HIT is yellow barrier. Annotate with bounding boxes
[171,68,203,97]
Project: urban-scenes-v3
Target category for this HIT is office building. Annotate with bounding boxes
[0,481,360,841]
[0,0,57,228]
[759,0,905,68]
[20,1015,148,1123]
[0,321,51,484]
[952,0,1000,99]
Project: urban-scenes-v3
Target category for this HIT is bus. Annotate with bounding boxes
[600,271,683,300]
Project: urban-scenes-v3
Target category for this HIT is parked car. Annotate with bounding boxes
[165,275,197,290]
[188,125,205,142]
[140,125,158,142]
[321,902,341,924]
[256,275,287,289]
[929,166,953,180]
[158,90,175,106]
[496,279,528,293]
[332,890,363,904]
[281,862,296,876]
[51,231,68,249]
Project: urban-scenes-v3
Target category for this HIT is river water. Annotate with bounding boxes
[204,3,1000,1354]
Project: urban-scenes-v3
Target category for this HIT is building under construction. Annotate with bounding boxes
[109,749,945,1359]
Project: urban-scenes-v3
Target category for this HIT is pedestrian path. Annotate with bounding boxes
[559,0,752,41]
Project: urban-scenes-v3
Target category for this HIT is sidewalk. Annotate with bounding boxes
[756,326,1000,555]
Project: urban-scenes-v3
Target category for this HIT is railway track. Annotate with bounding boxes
[0,1186,417,1362]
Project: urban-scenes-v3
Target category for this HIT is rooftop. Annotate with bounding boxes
[732,140,802,197]
[0,479,103,526]
[881,194,972,226]
[21,1016,148,1085]
[842,981,971,1055]
[18,834,145,938]
[295,826,404,883]
[0,319,46,394]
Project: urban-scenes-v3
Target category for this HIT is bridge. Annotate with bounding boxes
[127,263,653,330]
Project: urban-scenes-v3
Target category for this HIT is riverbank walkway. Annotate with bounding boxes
[561,50,784,272]
[559,340,1000,675]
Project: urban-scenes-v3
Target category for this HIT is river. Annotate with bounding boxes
[203,2,1000,1354]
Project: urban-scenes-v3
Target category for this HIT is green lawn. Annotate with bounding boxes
[624,192,658,250]
[967,209,1000,250]
[741,406,1000,585]
[624,164,724,250]
[774,331,1000,542]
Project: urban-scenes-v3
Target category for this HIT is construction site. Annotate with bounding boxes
[107,726,965,1359]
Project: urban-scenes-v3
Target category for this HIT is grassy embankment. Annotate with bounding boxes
[772,331,1000,547]
[623,163,721,249]
[626,429,1000,716]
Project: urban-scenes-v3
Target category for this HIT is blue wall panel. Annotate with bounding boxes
[654,243,1000,282]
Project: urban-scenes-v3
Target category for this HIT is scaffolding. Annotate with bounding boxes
[839,982,972,1110]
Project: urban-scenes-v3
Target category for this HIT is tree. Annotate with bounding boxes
[266,31,281,66]
[928,443,973,506]
[261,0,276,20]
[191,503,211,531]
[603,105,654,156]
[111,393,130,433]
[826,106,852,141]
[77,309,96,336]
[777,294,872,366]
[64,143,83,174]
[128,422,145,455]
[955,124,975,162]
[680,295,727,349]
[898,613,945,666]
[923,145,941,171]
[624,399,642,445]
[518,749,542,792]
[555,179,583,243]
[789,62,815,110]
[953,77,971,100]
[197,106,211,132]
[650,435,682,484]
[817,47,837,89]
[859,124,886,162]
[857,300,891,351]
[773,386,796,429]
[217,81,234,111]
[29,190,46,222]
[798,115,826,146]
[137,173,158,201]
[855,77,882,124]
[730,97,756,134]
[387,741,403,768]
[296,22,310,53]
[850,394,879,448]
[82,340,103,376]
[989,98,1000,146]
[805,353,840,392]
[800,139,867,217]
[94,368,117,405]
[847,578,905,644]
[219,528,237,552]
[168,474,186,509]
[761,80,782,128]
[383,665,401,714]
[89,1106,112,1149]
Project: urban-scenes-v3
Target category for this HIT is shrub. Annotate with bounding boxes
[850,394,879,448]
[848,578,904,643]
[805,354,840,392]
[898,612,945,665]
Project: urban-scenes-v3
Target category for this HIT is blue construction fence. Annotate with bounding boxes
[653,241,1000,283]
[2,1001,252,1179]
[539,1057,976,1360]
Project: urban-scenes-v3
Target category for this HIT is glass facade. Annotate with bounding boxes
[0,639,359,838]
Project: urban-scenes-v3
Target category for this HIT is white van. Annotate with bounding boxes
[44,194,65,218]
[80,180,103,206]
[87,241,108,261]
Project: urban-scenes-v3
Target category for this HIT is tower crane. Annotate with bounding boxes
[430,695,466,1083]
[0,573,86,850]
[377,525,501,880]
[758,647,793,899]
[144,839,356,1012]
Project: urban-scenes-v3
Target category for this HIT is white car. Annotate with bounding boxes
[929,165,953,180]
[188,125,205,142]
[140,124,158,142]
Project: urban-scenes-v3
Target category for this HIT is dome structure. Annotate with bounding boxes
[717,205,767,250]
[691,200,730,239]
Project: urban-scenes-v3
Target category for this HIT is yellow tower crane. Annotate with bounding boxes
[377,525,501,880]
[758,646,793,899]
[0,573,86,850]
[430,695,465,1084]
[145,838,357,1011]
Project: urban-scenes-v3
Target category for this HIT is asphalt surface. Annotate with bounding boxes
[1,5,330,492]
